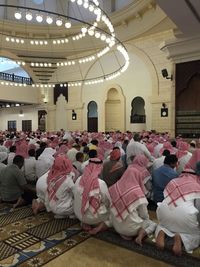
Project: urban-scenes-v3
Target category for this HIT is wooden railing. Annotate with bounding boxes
[0,72,32,85]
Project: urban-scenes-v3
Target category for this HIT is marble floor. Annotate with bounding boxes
[44,238,172,267]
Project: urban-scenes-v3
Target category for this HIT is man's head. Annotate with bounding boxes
[171,140,177,148]
[164,155,178,168]
[133,133,141,142]
[88,149,97,159]
[162,149,170,157]
[76,152,84,163]
[9,145,16,153]
[13,155,24,169]
[28,149,36,158]
[91,139,98,146]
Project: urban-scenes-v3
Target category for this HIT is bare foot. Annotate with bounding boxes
[32,199,45,215]
[88,222,108,235]
[81,223,92,231]
[173,234,182,256]
[13,197,26,209]
[156,230,165,250]
[120,235,132,240]
[135,228,147,246]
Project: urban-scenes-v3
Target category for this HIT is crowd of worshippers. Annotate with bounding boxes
[0,130,200,256]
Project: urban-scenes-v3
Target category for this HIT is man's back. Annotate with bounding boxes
[152,165,178,203]
[0,164,26,201]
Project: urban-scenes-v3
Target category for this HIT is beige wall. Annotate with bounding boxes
[0,83,39,103]
[0,30,175,134]
[0,106,38,131]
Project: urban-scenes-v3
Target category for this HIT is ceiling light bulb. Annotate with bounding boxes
[46,16,53,24]
[56,18,63,26]
[95,32,100,38]
[26,12,33,21]
[77,0,83,5]
[88,30,94,36]
[36,14,43,23]
[15,11,22,20]
[83,2,89,8]
[100,34,106,41]
[65,21,71,28]
[89,5,94,12]
[81,27,87,34]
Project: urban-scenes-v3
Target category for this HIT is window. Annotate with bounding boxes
[8,121,17,131]
[130,97,146,123]
[22,120,32,132]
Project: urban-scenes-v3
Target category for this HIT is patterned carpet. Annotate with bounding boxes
[0,203,200,267]
[0,203,89,266]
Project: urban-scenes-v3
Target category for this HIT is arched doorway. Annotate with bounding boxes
[130,97,146,124]
[87,101,98,132]
[105,88,124,132]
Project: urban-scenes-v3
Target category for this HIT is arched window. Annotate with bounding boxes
[87,101,98,132]
[130,97,146,123]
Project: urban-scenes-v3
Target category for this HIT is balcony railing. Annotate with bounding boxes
[0,72,32,85]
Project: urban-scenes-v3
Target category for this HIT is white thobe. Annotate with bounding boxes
[36,171,75,217]
[152,156,165,171]
[153,143,163,158]
[73,177,111,226]
[110,204,156,237]
[155,200,200,252]
[126,141,154,165]
[177,152,192,174]
[24,157,37,182]
[7,152,15,166]
[67,148,78,163]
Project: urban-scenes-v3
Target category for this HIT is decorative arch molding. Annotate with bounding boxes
[103,83,125,103]
[104,84,125,132]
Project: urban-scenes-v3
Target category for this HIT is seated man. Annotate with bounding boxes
[155,165,200,255]
[109,160,156,245]
[152,155,178,203]
[0,152,8,172]
[0,155,36,207]
[24,149,37,184]
[73,152,84,175]
[32,154,76,218]
[101,147,125,187]
[74,157,111,234]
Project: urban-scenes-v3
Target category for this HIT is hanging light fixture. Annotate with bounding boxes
[19,110,24,117]
[0,0,129,88]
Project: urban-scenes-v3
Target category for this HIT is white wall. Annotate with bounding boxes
[0,106,38,131]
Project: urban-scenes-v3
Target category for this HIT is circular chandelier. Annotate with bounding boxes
[0,0,129,88]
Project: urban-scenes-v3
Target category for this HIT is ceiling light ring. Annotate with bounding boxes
[0,2,129,87]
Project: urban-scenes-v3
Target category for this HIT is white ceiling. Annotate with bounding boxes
[156,0,200,36]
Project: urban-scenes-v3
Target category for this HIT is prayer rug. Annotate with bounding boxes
[0,204,89,266]
[1,204,200,267]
